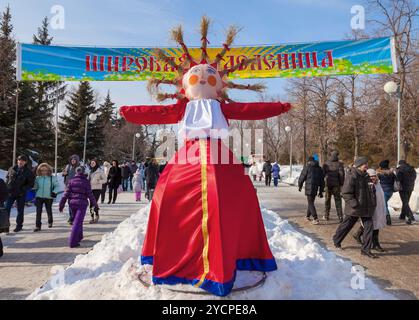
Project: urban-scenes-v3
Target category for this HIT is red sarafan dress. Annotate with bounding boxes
[120,98,291,296]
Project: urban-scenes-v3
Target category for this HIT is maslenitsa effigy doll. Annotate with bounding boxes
[120,17,291,296]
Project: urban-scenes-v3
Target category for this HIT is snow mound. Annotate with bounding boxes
[28,205,395,300]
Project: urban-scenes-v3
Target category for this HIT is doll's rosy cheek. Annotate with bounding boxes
[189,74,199,86]
[207,75,217,87]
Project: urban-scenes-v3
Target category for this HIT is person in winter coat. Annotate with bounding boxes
[107,160,122,204]
[298,157,325,225]
[333,156,378,258]
[262,160,273,186]
[139,164,146,190]
[0,178,9,257]
[322,150,345,222]
[59,167,98,248]
[272,162,281,187]
[249,162,259,181]
[62,155,80,224]
[88,159,107,223]
[32,163,61,231]
[145,159,159,200]
[100,161,111,204]
[121,162,131,192]
[5,155,35,233]
[132,168,143,201]
[129,160,138,191]
[352,169,387,252]
[256,159,264,182]
[376,159,396,226]
[396,160,417,225]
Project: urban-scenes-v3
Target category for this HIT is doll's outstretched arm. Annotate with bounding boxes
[221,101,291,120]
[120,101,187,125]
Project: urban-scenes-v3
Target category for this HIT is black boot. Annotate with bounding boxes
[386,214,392,226]
[361,250,378,259]
[352,226,364,245]
[0,238,3,257]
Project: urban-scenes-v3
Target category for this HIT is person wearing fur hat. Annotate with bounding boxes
[88,159,107,223]
[352,169,387,252]
[333,156,378,258]
[59,166,99,248]
[32,163,61,231]
[376,159,396,225]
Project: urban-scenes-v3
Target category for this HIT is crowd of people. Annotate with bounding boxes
[0,154,167,256]
[248,159,281,187]
[0,151,416,261]
[297,151,417,259]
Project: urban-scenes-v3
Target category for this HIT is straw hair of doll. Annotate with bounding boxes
[200,16,211,63]
[213,25,240,65]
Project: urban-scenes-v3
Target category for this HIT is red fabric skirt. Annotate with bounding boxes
[141,139,277,296]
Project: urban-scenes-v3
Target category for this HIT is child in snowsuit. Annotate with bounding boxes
[59,167,98,248]
[132,168,143,201]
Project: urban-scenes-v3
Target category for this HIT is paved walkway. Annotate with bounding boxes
[1,181,418,300]
[256,181,419,300]
[0,192,148,300]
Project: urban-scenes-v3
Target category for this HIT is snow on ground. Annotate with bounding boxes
[28,204,395,300]
[278,165,303,186]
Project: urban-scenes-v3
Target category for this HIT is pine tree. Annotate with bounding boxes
[59,82,102,164]
[0,5,16,168]
[32,17,66,164]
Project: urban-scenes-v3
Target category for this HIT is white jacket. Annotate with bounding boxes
[89,168,108,190]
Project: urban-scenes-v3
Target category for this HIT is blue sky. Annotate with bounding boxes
[1,0,393,109]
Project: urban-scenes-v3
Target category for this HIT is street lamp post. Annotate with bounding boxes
[132,132,141,161]
[285,126,292,179]
[83,113,97,165]
[384,81,401,163]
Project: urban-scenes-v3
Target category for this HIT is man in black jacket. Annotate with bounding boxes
[333,156,377,258]
[262,160,273,186]
[322,150,345,222]
[298,157,325,225]
[5,155,35,232]
[397,160,417,224]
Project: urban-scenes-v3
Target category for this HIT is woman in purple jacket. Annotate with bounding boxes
[59,167,99,248]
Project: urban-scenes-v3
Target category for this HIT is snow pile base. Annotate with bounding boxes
[28,205,395,300]
[279,165,303,186]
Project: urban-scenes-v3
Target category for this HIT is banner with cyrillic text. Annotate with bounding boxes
[17,37,396,81]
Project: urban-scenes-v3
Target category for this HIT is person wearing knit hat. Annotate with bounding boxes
[59,167,99,248]
[333,156,378,258]
[353,156,368,169]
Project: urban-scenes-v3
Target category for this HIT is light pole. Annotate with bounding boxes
[285,126,292,179]
[54,102,59,176]
[384,81,401,163]
[83,113,97,165]
[132,132,141,161]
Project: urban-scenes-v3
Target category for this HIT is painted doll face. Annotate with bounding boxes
[182,64,223,101]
